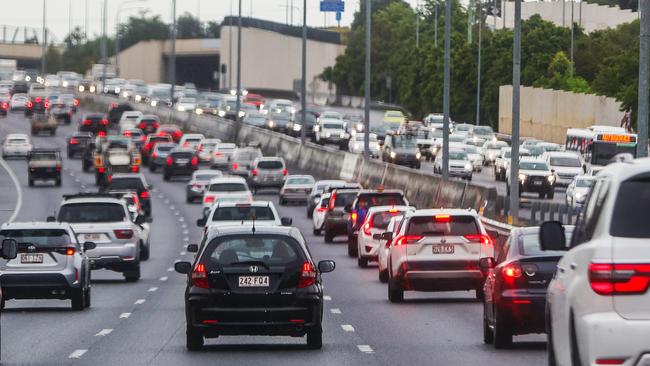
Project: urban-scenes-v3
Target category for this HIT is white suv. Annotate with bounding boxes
[540,157,650,366]
[201,176,253,217]
[356,205,413,268]
[386,209,495,302]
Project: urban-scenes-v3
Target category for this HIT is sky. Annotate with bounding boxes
[2,0,420,43]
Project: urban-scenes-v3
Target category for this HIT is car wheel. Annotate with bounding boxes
[357,257,368,268]
[347,239,357,257]
[124,264,141,282]
[71,287,86,310]
[306,326,323,350]
[186,325,204,351]
[379,269,388,283]
[163,173,170,181]
[388,277,404,303]
[84,285,92,308]
[149,164,156,173]
[140,242,150,261]
[483,303,494,344]
[55,178,61,186]
[279,197,285,206]
[548,191,555,200]
[186,195,192,203]
[28,178,34,187]
[313,228,321,236]
[493,308,512,349]
[324,230,333,243]
[539,192,545,199]
[307,208,313,219]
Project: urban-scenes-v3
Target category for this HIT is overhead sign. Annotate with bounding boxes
[320,0,344,13]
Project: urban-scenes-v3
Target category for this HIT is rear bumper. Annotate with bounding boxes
[1,272,80,299]
[281,193,309,201]
[86,242,139,270]
[165,166,196,176]
[400,269,484,291]
[495,292,547,334]
[252,178,284,187]
[29,169,60,179]
[358,234,380,259]
[324,218,348,236]
[3,147,31,156]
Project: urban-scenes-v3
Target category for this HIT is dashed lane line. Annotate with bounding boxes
[148,287,158,292]
[330,308,342,314]
[119,312,131,319]
[341,324,355,332]
[68,349,87,359]
[134,299,146,305]
[0,156,22,223]
[95,329,113,337]
[357,345,375,354]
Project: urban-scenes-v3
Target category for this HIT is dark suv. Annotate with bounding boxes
[137,114,160,135]
[104,174,152,218]
[25,95,48,116]
[322,189,360,243]
[79,113,109,135]
[67,132,93,158]
[163,148,199,181]
[174,225,335,350]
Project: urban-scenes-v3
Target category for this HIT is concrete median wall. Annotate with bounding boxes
[80,94,499,216]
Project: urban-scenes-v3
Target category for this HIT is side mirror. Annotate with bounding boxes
[174,261,192,274]
[372,233,382,240]
[83,241,97,251]
[46,216,56,222]
[318,260,336,273]
[582,164,587,173]
[486,230,499,241]
[344,204,352,213]
[550,169,555,174]
[281,217,293,226]
[539,221,567,251]
[134,215,145,225]
[380,232,393,241]
[1,238,17,260]
[187,244,199,253]
[146,216,153,223]
[196,217,207,227]
[479,257,495,270]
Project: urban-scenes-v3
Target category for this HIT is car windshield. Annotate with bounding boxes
[541,144,561,151]
[358,193,406,207]
[0,229,71,248]
[205,235,301,267]
[323,123,343,129]
[393,136,417,148]
[550,157,581,167]
[107,178,145,191]
[212,206,276,221]
[57,203,125,223]
[610,177,650,238]
[257,161,284,169]
[449,151,468,160]
[287,177,314,185]
[7,138,27,144]
[209,183,248,192]
[520,162,549,170]
[407,215,479,236]
[196,173,221,181]
[518,229,573,256]
[575,178,594,188]
[449,135,465,142]
[30,152,57,160]
[455,125,470,132]
[155,145,175,152]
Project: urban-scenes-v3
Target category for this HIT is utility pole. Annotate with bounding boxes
[41,0,47,74]
[476,0,482,126]
[570,0,574,75]
[363,0,371,159]
[493,0,497,29]
[234,0,242,141]
[434,4,438,48]
[101,0,107,93]
[509,0,522,224]
[416,0,420,48]
[69,0,72,38]
[300,0,307,145]
[638,0,649,157]
[85,0,89,39]
[229,0,233,91]
[442,0,451,180]
[169,0,177,108]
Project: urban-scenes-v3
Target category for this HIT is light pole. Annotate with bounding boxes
[638,0,649,157]
[442,0,451,180]
[234,0,242,141]
[363,0,371,159]
[169,0,177,107]
[41,0,46,74]
[476,0,482,126]
[300,0,307,145]
[509,0,522,224]
[570,0,574,75]
[115,0,148,77]
[101,0,107,93]
[229,0,233,91]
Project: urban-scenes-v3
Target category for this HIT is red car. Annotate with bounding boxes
[142,133,173,165]
[244,93,264,109]
[156,124,183,143]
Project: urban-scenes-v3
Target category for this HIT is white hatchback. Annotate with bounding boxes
[201,176,253,218]
[356,205,413,268]
[311,193,331,236]
[377,215,404,283]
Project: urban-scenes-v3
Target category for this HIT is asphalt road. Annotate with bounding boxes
[0,109,546,365]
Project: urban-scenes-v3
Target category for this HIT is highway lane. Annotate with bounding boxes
[0,108,546,365]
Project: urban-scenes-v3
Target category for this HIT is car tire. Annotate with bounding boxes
[388,278,404,303]
[163,173,170,181]
[140,242,150,261]
[0,298,5,310]
[493,308,512,349]
[307,326,323,350]
[357,257,368,268]
[483,303,494,344]
[71,287,86,310]
[324,230,333,243]
[379,269,388,283]
[279,197,285,206]
[347,240,357,257]
[186,195,192,203]
[546,307,558,366]
[84,285,91,308]
[186,325,204,351]
[150,164,156,173]
[124,264,141,282]
[28,178,34,187]
[313,228,321,236]
[56,178,61,186]
[548,191,555,200]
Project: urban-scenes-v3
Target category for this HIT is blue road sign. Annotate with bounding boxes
[320,0,344,12]
[336,11,342,21]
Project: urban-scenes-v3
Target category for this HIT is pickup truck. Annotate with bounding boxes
[28,148,62,186]
[30,113,57,136]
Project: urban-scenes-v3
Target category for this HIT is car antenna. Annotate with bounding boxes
[251,212,257,234]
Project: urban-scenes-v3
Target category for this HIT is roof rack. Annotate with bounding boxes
[62,192,124,200]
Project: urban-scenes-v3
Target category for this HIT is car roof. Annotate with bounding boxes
[208,176,247,184]
[406,208,478,218]
[182,134,204,139]
[520,157,546,163]
[366,205,413,214]
[193,169,222,176]
[257,156,284,162]
[61,196,124,205]
[1,221,73,230]
[545,151,580,158]
[204,225,301,242]
[211,200,275,208]
[286,175,314,180]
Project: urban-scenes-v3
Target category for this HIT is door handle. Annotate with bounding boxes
[557,266,565,273]
[570,263,578,270]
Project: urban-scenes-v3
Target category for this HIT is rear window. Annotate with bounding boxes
[518,229,573,256]
[150,136,171,143]
[334,192,358,207]
[371,211,405,230]
[211,206,275,221]
[107,178,145,191]
[209,183,248,192]
[287,177,314,185]
[0,229,71,247]
[357,193,406,208]
[406,215,479,236]
[171,152,194,159]
[611,178,650,238]
[57,203,125,223]
[156,145,175,152]
[30,152,58,160]
[205,235,302,266]
[257,160,284,169]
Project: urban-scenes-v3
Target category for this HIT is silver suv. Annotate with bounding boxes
[249,157,287,193]
[53,193,143,282]
[0,222,94,310]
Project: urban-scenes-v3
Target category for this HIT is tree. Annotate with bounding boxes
[116,14,169,51]
[533,51,591,93]
[205,21,221,38]
[176,13,205,39]
[44,45,63,74]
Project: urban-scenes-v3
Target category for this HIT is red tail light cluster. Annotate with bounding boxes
[1,102,7,109]
[166,157,173,166]
[98,131,106,137]
[191,156,199,165]
[66,247,76,256]
[251,169,258,176]
[82,119,92,125]
[151,152,158,159]
[44,101,49,109]
[589,262,650,296]
[192,263,210,288]
[27,101,33,108]
[282,169,288,176]
[69,138,79,145]
[394,235,423,246]
[100,119,109,125]
[114,229,134,239]
[502,265,523,278]
[329,191,337,210]
[140,191,150,199]
[464,234,493,246]
[203,195,215,204]
[362,215,374,236]
[131,165,139,172]
[297,261,317,288]
[73,99,79,106]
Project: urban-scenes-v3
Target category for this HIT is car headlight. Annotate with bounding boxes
[293,123,302,131]
[177,106,185,111]
[135,94,142,102]
[218,110,226,117]
[195,108,203,115]
[62,81,69,87]
[268,120,275,128]
[575,192,586,201]
[356,123,364,132]
[390,151,396,159]
[78,85,85,92]
[122,91,129,98]
[115,87,121,93]
[25,76,31,82]
[546,175,556,183]
[151,100,158,106]
[519,173,527,182]
[416,152,422,159]
[324,132,331,138]
[464,163,473,171]
[339,132,346,138]
[89,85,96,93]
[290,107,297,114]
[104,87,109,93]
[238,111,246,117]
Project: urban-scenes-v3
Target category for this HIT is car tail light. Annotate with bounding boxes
[166,157,173,166]
[44,101,49,109]
[214,152,222,157]
[183,141,189,147]
[69,137,79,145]
[351,212,358,222]
[297,261,317,288]
[191,156,199,165]
[394,235,423,246]
[589,262,650,296]
[173,130,182,139]
[144,143,153,152]
[107,175,113,183]
[464,234,493,246]
[204,195,215,203]
[73,99,79,106]
[98,131,106,137]
[362,215,374,236]
[329,191,336,210]
[140,135,146,142]
[66,247,76,256]
[434,214,451,222]
[251,169,258,176]
[282,169,288,176]
[232,163,239,170]
[1,102,7,109]
[114,229,134,239]
[131,165,139,172]
[97,166,105,173]
[317,207,329,212]
[140,191,150,199]
[124,130,132,137]
[100,119,109,125]
[27,101,33,108]
[198,144,203,152]
[152,122,160,129]
[56,165,62,172]
[151,152,158,159]
[502,265,523,278]
[110,102,117,109]
[595,359,627,365]
[192,263,210,289]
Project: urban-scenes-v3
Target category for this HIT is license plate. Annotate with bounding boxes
[238,276,269,287]
[432,245,455,254]
[21,253,43,264]
[84,233,101,241]
[533,181,543,186]
[176,159,189,165]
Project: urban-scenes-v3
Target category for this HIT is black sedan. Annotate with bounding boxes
[481,225,573,348]
[66,132,93,158]
[79,113,109,135]
[163,148,199,181]
[174,225,335,350]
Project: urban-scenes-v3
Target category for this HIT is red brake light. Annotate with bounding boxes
[434,214,451,222]
[131,165,139,172]
[100,119,109,125]
[191,156,199,165]
[27,101,33,108]
[144,143,153,151]
[204,195,215,203]
[589,262,650,296]
[97,166,105,173]
[82,119,92,125]
[282,169,288,176]
[363,215,373,236]
[316,207,329,212]
[595,359,627,365]
[329,191,336,210]
[140,191,150,199]
[502,265,522,278]
[153,122,160,129]
[251,169,258,176]
[215,152,222,157]
[151,152,158,159]
[394,235,423,246]
[464,234,493,246]
[232,163,239,170]
[98,131,106,137]
[192,263,210,289]
[1,102,7,109]
[166,156,173,166]
[124,130,132,137]
[69,137,79,145]
[297,261,317,288]
[65,247,75,256]
[44,101,50,109]
[198,144,203,152]
[35,97,42,103]
[73,99,79,106]
[114,229,134,239]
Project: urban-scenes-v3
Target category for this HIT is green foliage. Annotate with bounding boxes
[177,13,204,39]
[44,46,62,74]
[117,14,169,52]
[533,51,591,93]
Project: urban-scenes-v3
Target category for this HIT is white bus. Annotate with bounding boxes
[565,125,637,166]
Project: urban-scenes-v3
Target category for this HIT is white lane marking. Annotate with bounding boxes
[134,299,146,305]
[167,267,174,272]
[69,172,75,177]
[180,251,187,256]
[119,312,131,319]
[164,199,170,204]
[158,194,164,199]
[159,276,168,282]
[181,223,187,229]
[323,295,332,301]
[357,345,374,354]
[183,244,188,248]
[170,205,175,210]
[174,211,180,216]
[341,324,355,332]
[182,230,189,235]
[330,308,342,314]
[68,349,88,359]
[178,217,184,222]
[183,237,189,242]
[95,329,113,337]
[151,188,157,192]
[74,178,81,183]
[0,157,22,223]
[80,184,86,189]
[148,287,158,292]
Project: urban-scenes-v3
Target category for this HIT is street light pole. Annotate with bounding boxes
[476,0,482,126]
[637,0,649,157]
[509,0,522,224]
[570,0,574,75]
[300,0,307,145]
[115,0,147,77]
[101,0,107,93]
[41,0,47,74]
[442,0,451,180]
[169,0,177,108]
[363,0,371,159]
[234,0,242,141]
